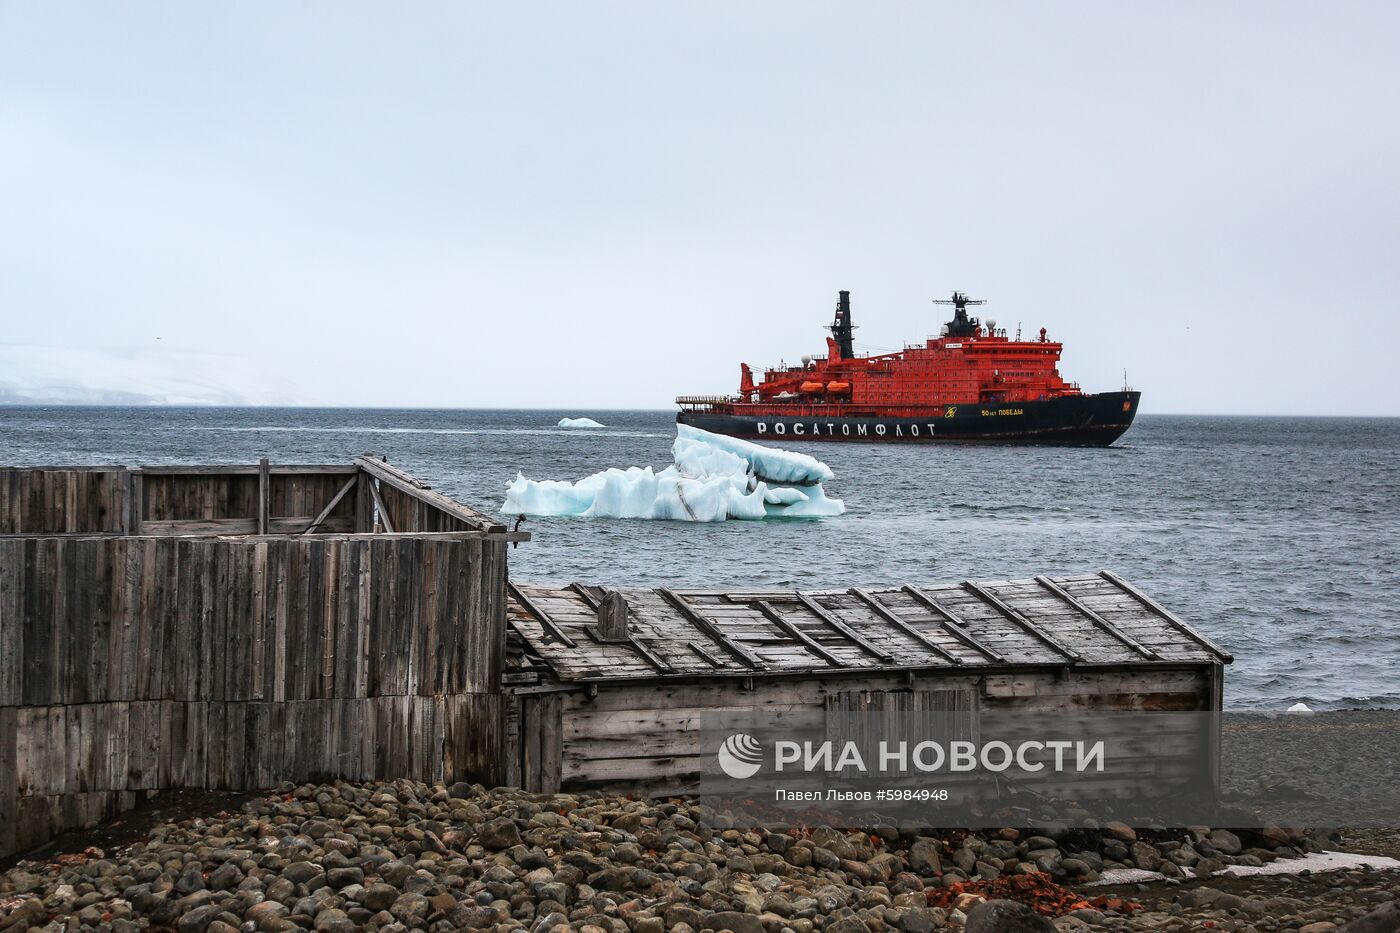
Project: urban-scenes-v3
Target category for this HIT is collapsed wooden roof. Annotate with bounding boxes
[505,571,1231,684]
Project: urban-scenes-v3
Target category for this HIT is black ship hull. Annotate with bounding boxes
[677,391,1141,446]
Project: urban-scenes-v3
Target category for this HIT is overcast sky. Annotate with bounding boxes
[2,3,1397,414]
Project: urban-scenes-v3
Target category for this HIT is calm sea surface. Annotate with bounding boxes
[3,406,1397,711]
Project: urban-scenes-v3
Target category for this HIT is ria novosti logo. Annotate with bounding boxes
[715,733,1107,780]
[716,733,764,779]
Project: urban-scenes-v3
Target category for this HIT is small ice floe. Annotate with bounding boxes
[1287,702,1313,713]
[558,417,606,429]
[1089,850,1400,886]
[502,425,845,521]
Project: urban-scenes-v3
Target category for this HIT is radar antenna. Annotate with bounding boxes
[932,291,987,339]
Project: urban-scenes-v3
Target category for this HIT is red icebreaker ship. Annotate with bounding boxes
[677,290,1139,445]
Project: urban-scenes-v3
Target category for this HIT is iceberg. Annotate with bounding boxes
[502,426,845,521]
[676,424,832,484]
[558,417,606,429]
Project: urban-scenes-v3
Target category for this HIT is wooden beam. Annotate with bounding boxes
[356,455,429,488]
[138,518,260,536]
[754,600,845,667]
[900,586,1007,662]
[302,476,358,535]
[134,464,357,475]
[127,470,143,536]
[623,638,673,674]
[577,622,674,673]
[847,589,962,665]
[1099,570,1233,662]
[508,582,578,648]
[961,581,1082,663]
[658,587,766,670]
[366,478,395,534]
[687,641,724,667]
[1034,576,1159,660]
[569,582,601,609]
[793,593,895,661]
[355,456,505,533]
[257,458,270,536]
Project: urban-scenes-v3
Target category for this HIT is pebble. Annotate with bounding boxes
[0,780,1385,933]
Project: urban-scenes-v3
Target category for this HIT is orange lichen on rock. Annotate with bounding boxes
[926,871,1140,917]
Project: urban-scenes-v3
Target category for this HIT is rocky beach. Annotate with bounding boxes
[3,781,1398,933]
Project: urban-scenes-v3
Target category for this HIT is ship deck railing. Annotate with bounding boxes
[675,395,734,410]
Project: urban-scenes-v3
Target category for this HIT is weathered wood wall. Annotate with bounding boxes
[138,468,360,535]
[509,665,1219,795]
[0,531,509,858]
[0,468,129,535]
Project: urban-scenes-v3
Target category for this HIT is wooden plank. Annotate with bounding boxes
[1035,576,1159,659]
[899,586,1007,662]
[569,582,601,609]
[754,600,844,667]
[354,473,374,534]
[0,540,20,707]
[658,587,766,670]
[0,706,16,857]
[508,582,577,647]
[687,641,724,667]
[136,518,261,535]
[257,458,270,536]
[848,589,962,665]
[134,464,356,475]
[960,581,1083,663]
[1098,571,1233,662]
[302,476,357,536]
[367,478,395,534]
[792,593,895,661]
[354,456,504,533]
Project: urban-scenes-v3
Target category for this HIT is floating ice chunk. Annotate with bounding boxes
[671,435,752,485]
[558,417,606,428]
[763,486,809,505]
[501,426,845,521]
[771,483,844,517]
[502,473,594,515]
[582,467,659,519]
[677,424,833,484]
[1287,702,1313,713]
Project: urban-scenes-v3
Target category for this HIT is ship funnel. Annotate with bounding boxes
[829,290,855,360]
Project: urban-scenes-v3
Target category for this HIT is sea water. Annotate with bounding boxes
[2,406,1396,711]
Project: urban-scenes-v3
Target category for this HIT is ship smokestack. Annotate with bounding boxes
[830,290,855,360]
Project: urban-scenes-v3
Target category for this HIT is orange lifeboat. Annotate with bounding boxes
[826,381,851,392]
[799,381,826,393]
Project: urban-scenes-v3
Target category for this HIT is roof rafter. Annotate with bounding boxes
[900,586,1007,662]
[961,581,1083,663]
[1035,575,1159,660]
[848,589,962,666]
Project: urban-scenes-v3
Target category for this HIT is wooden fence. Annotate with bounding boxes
[0,459,518,858]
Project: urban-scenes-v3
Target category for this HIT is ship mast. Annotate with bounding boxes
[933,291,986,339]
[829,290,856,359]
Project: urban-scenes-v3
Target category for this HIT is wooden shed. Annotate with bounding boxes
[0,456,524,858]
[501,574,1231,795]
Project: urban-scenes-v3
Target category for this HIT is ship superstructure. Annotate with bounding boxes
[677,290,1139,445]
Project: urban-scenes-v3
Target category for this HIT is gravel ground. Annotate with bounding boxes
[1,781,1397,933]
